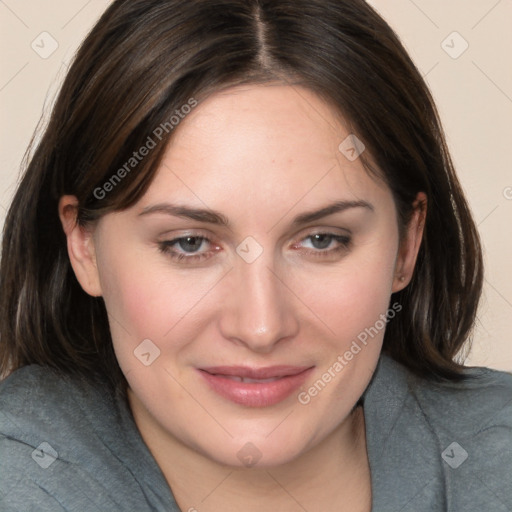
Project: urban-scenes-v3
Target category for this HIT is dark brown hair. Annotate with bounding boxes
[0,0,483,390]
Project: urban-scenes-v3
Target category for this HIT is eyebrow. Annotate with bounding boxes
[139,203,230,226]
[138,200,373,227]
[290,200,374,226]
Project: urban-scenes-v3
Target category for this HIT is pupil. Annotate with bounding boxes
[311,234,331,249]
[179,237,202,252]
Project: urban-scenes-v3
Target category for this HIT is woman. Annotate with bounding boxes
[0,1,510,511]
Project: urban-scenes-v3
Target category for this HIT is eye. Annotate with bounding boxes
[304,233,339,250]
[292,232,352,259]
[158,235,219,263]
[174,236,207,253]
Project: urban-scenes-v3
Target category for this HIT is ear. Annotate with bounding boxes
[58,195,103,297]
[392,192,427,293]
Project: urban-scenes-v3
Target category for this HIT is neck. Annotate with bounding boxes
[129,396,372,512]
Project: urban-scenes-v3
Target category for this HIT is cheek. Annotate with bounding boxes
[292,247,397,428]
[95,247,223,370]
[97,256,166,335]
[294,241,397,349]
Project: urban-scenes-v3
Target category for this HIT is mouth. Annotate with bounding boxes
[198,365,314,407]
[213,375,280,383]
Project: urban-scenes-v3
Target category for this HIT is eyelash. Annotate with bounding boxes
[158,231,352,264]
[292,233,352,259]
[158,236,216,263]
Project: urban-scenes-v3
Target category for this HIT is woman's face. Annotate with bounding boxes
[67,85,420,468]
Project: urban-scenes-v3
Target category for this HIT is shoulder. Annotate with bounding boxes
[365,354,512,511]
[0,365,175,511]
[0,366,115,510]
[407,359,512,435]
[0,363,104,408]
[0,364,112,452]
[407,360,512,510]
[371,353,512,433]
[0,365,90,445]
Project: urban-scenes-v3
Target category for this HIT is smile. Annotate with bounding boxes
[198,365,314,407]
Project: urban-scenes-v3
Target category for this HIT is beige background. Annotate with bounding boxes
[1,1,510,370]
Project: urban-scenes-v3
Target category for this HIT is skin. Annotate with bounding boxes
[59,84,426,512]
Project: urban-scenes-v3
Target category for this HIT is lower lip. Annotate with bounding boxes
[199,368,313,408]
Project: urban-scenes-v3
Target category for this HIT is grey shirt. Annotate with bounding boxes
[1,353,511,511]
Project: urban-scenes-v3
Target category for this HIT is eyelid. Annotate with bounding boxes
[292,233,351,247]
[291,226,352,243]
[158,235,219,264]
[157,227,214,239]
[158,227,352,265]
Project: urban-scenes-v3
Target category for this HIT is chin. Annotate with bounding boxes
[193,423,319,470]
[206,443,305,470]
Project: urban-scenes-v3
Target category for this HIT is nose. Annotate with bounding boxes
[219,257,299,353]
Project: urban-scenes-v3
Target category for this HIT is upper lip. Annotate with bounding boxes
[200,365,312,379]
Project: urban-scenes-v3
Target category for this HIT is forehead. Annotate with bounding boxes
[139,85,392,222]
[167,84,347,169]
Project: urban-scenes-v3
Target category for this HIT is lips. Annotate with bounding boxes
[198,365,313,407]
[220,376,280,384]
